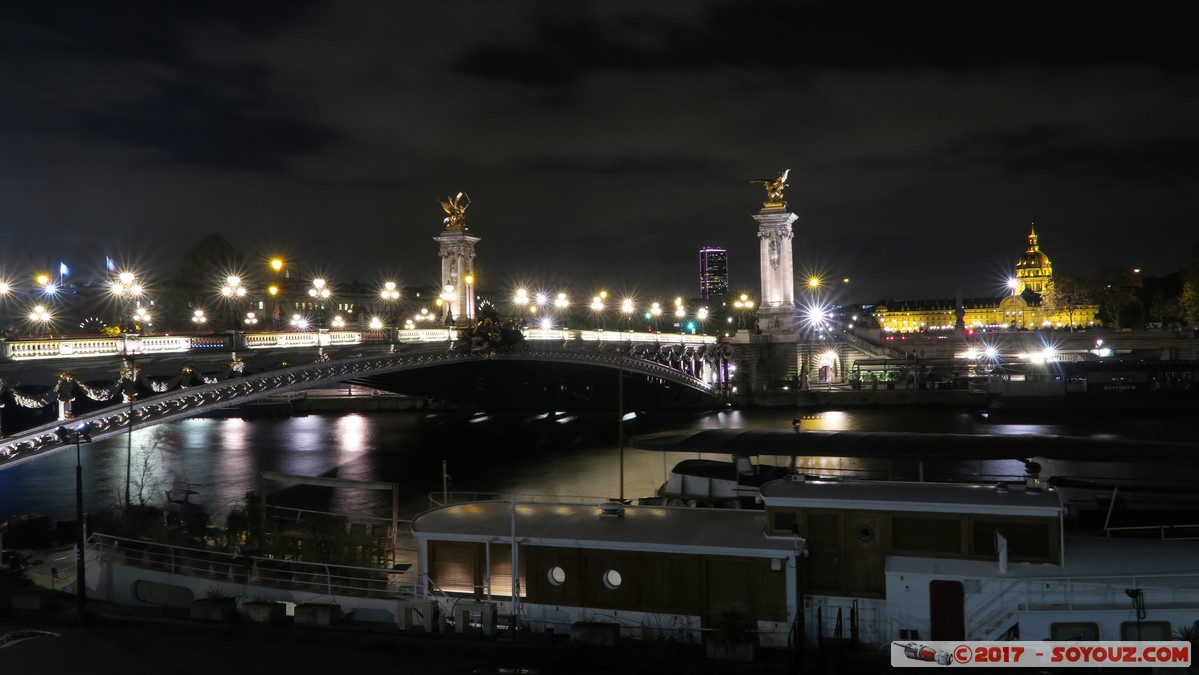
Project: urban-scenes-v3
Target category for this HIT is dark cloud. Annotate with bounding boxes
[0,1,1196,305]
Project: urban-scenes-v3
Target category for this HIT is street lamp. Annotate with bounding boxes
[308,278,332,326]
[110,271,143,332]
[243,311,259,327]
[440,284,457,325]
[132,306,151,333]
[733,294,754,329]
[55,423,92,623]
[590,295,605,329]
[380,281,400,326]
[29,305,52,335]
[191,309,207,326]
[220,275,248,329]
[621,298,634,331]
[330,315,346,329]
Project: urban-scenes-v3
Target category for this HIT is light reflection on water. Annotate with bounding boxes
[0,408,1193,526]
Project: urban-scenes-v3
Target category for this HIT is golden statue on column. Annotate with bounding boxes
[439,191,471,230]
[751,169,789,210]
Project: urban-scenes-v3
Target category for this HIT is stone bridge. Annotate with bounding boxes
[0,328,728,470]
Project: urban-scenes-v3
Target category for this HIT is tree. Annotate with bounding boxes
[157,234,250,331]
[1181,281,1199,324]
[1090,267,1140,330]
[1040,273,1092,329]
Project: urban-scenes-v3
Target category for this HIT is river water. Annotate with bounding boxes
[0,407,1194,527]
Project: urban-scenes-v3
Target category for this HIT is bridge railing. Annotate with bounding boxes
[2,327,718,362]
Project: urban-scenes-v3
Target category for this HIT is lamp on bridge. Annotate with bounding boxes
[28,305,52,336]
[308,278,331,327]
[131,306,152,334]
[109,271,143,333]
[379,281,400,327]
[620,298,634,331]
[55,423,92,624]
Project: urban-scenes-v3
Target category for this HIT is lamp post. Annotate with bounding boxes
[590,295,605,330]
[220,275,247,330]
[132,306,151,333]
[440,284,457,325]
[308,278,331,327]
[56,423,92,623]
[28,305,52,336]
[621,298,634,331]
[380,281,400,327]
[513,288,529,319]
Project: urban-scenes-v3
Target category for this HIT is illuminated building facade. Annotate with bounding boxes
[698,247,729,300]
[872,225,1098,332]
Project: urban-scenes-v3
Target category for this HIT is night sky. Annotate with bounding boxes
[2,1,1196,305]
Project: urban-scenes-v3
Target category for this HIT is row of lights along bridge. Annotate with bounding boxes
[0,259,796,338]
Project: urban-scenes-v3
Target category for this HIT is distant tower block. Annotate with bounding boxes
[433,192,479,323]
[698,247,729,300]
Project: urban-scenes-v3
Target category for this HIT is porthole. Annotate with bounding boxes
[547,566,566,586]
[858,525,874,542]
[603,569,622,590]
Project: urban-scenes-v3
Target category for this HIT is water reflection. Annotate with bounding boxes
[0,407,1193,526]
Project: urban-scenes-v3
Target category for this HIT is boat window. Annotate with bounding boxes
[603,569,622,590]
[1121,621,1171,641]
[857,524,874,542]
[430,542,477,594]
[547,566,566,586]
[892,515,961,555]
[1050,622,1100,641]
[971,519,1051,561]
[771,510,798,535]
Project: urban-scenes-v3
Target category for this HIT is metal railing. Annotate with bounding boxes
[91,532,421,600]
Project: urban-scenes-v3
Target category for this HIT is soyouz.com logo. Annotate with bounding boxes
[891,641,1191,667]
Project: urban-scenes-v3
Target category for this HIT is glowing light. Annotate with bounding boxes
[270,258,284,272]
[380,281,399,300]
[29,305,52,322]
[192,309,207,324]
[621,298,634,314]
[590,296,604,311]
[514,288,529,305]
[331,315,346,329]
[807,276,821,289]
[554,292,569,309]
[369,317,383,329]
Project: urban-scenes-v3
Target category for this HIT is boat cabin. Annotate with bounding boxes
[411,500,803,647]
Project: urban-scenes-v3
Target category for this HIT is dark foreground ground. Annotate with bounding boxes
[1,596,892,675]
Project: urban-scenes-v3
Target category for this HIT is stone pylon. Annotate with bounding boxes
[753,207,798,334]
[433,208,479,324]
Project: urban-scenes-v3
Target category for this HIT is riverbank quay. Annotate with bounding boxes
[738,385,986,409]
[0,592,889,674]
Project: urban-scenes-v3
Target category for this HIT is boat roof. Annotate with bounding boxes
[889,535,1199,579]
[760,479,1063,517]
[411,501,800,557]
[632,429,1199,464]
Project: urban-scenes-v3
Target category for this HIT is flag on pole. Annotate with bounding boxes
[106,256,117,275]
[59,261,70,278]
